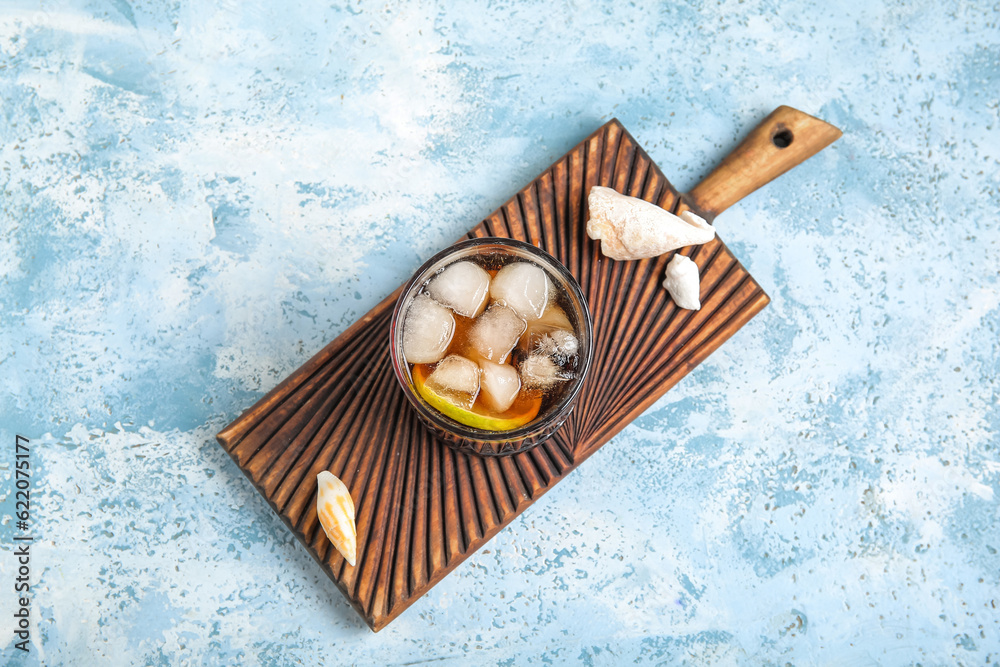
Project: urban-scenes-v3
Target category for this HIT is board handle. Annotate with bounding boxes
[686,105,842,219]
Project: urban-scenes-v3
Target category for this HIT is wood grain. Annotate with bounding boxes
[687,105,842,217]
[216,109,839,631]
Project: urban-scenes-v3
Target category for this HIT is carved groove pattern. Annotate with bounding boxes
[217,120,770,631]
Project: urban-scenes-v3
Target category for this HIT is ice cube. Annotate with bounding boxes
[490,262,549,320]
[427,261,491,318]
[425,355,480,410]
[537,303,573,331]
[520,303,574,349]
[519,352,571,390]
[478,360,520,413]
[535,329,579,358]
[402,294,455,364]
[469,304,526,363]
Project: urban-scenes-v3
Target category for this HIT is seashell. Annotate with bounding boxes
[316,471,357,566]
[662,253,701,310]
[586,186,715,261]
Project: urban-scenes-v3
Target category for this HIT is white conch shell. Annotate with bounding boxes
[316,471,357,566]
[662,254,701,310]
[586,186,715,261]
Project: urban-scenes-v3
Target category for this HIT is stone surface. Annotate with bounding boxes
[1,0,998,664]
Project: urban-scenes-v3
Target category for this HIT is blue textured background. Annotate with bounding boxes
[2,0,998,664]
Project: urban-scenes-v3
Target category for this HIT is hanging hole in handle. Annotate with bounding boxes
[772,129,793,149]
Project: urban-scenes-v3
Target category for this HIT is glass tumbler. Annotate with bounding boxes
[389,237,592,456]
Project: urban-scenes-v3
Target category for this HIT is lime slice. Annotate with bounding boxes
[412,364,541,432]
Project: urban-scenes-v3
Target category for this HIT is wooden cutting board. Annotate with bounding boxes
[216,106,841,631]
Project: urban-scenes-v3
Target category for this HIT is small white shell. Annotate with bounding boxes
[662,254,701,310]
[316,471,357,566]
[586,186,715,261]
